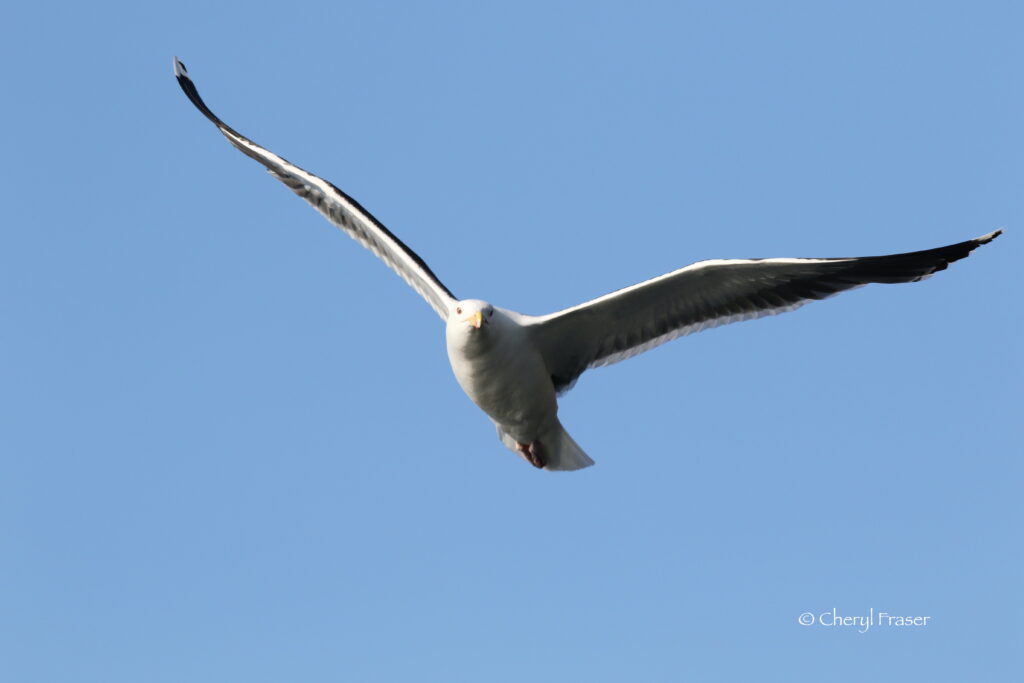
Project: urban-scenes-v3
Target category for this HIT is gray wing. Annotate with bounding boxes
[526,231,1001,394]
[173,57,457,320]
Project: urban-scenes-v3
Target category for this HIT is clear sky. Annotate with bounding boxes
[3,2,1021,681]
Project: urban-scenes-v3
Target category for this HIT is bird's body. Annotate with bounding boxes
[173,57,1001,472]
[446,304,556,444]
[445,301,593,470]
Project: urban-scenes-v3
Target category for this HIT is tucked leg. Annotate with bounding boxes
[517,441,546,469]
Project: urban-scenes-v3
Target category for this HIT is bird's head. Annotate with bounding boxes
[448,299,495,332]
[445,300,502,357]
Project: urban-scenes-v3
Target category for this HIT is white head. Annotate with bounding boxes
[445,299,498,352]
[449,299,495,329]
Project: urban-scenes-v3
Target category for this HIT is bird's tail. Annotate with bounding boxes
[499,420,595,471]
[544,422,595,471]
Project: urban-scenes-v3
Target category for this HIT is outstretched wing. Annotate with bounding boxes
[173,57,457,320]
[526,231,1001,393]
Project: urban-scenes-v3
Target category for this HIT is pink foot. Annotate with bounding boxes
[517,441,546,469]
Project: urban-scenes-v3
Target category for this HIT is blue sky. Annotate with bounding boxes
[3,1,1021,681]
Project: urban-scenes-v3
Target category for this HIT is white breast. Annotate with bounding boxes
[446,309,558,443]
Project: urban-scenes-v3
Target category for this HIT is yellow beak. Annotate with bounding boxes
[465,311,483,329]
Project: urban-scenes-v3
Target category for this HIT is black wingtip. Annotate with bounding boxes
[171,56,224,127]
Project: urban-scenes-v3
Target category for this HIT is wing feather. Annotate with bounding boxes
[173,57,456,319]
[526,231,1001,394]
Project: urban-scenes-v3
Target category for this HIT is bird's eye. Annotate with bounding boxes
[456,307,462,315]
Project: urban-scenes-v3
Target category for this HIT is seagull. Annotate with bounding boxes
[173,57,1001,472]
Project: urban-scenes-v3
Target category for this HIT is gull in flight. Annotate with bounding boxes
[173,57,1001,472]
